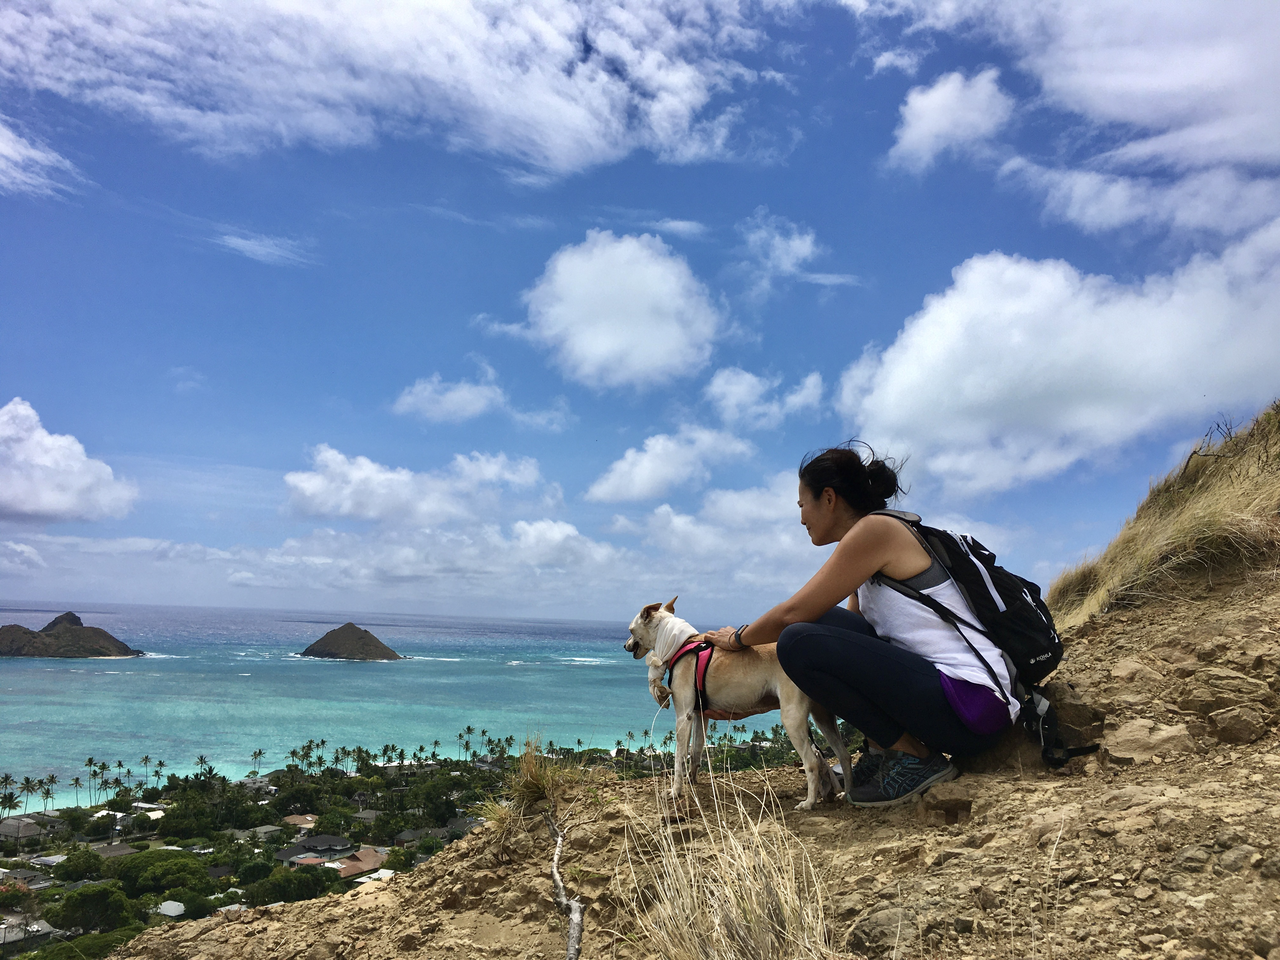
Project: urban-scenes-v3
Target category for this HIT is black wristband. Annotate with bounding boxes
[731,624,749,650]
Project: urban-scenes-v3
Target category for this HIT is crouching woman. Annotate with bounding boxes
[701,444,1016,807]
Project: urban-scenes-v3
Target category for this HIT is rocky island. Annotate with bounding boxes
[0,611,143,658]
[300,622,402,661]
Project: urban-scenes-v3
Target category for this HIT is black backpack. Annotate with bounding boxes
[870,510,1098,768]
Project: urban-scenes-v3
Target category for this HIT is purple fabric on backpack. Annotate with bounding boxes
[939,672,1010,735]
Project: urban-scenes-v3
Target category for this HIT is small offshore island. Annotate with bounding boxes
[299,622,402,661]
[0,611,143,658]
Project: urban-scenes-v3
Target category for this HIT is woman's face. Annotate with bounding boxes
[798,481,837,546]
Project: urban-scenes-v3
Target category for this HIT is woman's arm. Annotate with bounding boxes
[704,515,901,651]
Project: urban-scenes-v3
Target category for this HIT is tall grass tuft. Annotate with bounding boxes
[620,773,836,960]
[477,738,588,847]
[1048,400,1280,628]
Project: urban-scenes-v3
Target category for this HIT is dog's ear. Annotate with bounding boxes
[641,602,662,621]
[663,596,677,613]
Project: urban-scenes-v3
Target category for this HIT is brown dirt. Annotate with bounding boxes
[114,570,1280,960]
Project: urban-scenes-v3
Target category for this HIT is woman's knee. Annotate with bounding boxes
[776,623,811,672]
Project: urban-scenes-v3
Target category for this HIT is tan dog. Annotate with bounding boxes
[625,598,852,810]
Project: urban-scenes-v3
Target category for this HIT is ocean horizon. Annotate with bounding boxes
[0,601,778,794]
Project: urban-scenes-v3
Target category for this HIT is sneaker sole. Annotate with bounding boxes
[846,762,959,808]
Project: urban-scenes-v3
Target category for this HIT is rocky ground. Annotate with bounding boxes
[115,571,1280,960]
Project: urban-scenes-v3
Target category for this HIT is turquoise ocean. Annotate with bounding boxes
[0,603,776,790]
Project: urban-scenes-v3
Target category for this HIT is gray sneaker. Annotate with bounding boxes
[844,750,957,808]
[843,748,884,792]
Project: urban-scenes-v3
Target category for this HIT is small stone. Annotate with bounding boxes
[1208,706,1267,744]
[1112,659,1162,683]
[1103,720,1195,765]
[1213,827,1247,849]
[1132,885,1155,901]
[1173,845,1211,873]
[1218,844,1259,873]
[1138,933,1168,948]
[1261,857,1280,880]
[975,885,1001,911]
[954,916,975,934]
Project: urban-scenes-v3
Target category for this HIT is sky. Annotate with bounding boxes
[1,0,1278,624]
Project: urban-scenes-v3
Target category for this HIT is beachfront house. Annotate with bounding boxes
[0,817,51,842]
[0,919,62,953]
[281,814,318,835]
[229,824,282,843]
[273,834,355,867]
[3,868,54,891]
[351,809,378,827]
[324,847,387,880]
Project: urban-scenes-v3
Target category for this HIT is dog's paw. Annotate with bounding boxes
[649,681,672,708]
[794,798,816,811]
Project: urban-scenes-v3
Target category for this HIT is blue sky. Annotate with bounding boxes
[1,0,1278,623]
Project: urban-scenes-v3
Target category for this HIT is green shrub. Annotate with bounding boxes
[42,883,133,934]
[52,849,105,883]
[27,923,145,960]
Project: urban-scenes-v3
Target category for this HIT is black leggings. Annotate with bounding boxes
[776,606,1009,757]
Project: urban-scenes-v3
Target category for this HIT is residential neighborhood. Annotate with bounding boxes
[0,740,506,957]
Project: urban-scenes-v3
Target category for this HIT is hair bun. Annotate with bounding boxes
[865,459,900,501]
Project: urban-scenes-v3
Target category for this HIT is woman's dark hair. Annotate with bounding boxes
[798,442,902,514]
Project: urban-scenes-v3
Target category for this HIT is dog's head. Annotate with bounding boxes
[624,596,677,658]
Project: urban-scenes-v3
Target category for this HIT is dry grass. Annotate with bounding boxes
[618,774,837,960]
[1048,401,1280,629]
[477,738,591,846]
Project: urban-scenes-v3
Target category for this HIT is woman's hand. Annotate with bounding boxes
[703,626,739,651]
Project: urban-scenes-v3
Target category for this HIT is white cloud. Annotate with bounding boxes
[647,218,708,239]
[518,229,723,390]
[0,0,768,175]
[887,68,1013,172]
[213,233,311,266]
[1002,159,1280,236]
[737,208,858,299]
[859,2,1280,233]
[285,444,540,526]
[0,117,76,195]
[167,367,206,394]
[704,367,823,429]
[392,364,571,431]
[585,426,753,502]
[0,398,138,522]
[837,217,1280,496]
[871,48,923,76]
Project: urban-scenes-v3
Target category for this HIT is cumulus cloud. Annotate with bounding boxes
[1002,160,1280,236]
[0,398,138,522]
[886,68,1013,172]
[212,232,311,266]
[392,363,571,431]
[704,367,823,429]
[518,230,723,390]
[738,208,858,299]
[585,426,753,501]
[285,444,541,526]
[0,0,767,174]
[837,218,1280,496]
[0,117,76,195]
[859,1,1280,232]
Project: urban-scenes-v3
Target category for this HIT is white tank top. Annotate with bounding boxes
[856,576,1020,723]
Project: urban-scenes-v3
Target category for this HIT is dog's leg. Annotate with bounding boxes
[673,706,693,801]
[810,703,852,803]
[780,698,825,811]
[688,713,707,785]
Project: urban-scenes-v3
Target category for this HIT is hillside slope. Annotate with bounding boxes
[113,573,1280,959]
[113,408,1280,959]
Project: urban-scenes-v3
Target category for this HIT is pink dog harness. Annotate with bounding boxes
[666,638,716,713]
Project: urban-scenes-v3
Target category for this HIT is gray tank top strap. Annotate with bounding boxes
[876,556,949,591]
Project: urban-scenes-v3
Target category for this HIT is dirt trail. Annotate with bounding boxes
[115,573,1280,959]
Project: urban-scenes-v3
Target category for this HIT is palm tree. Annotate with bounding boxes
[431,739,441,759]
[251,748,265,774]
[0,791,18,817]
[140,755,151,782]
[154,759,166,786]
[0,772,13,793]
[39,784,54,811]
[455,733,465,759]
[19,776,37,814]
[70,776,83,806]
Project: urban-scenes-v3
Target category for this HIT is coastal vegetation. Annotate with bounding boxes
[0,721,816,959]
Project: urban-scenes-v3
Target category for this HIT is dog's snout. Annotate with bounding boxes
[623,637,636,652]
